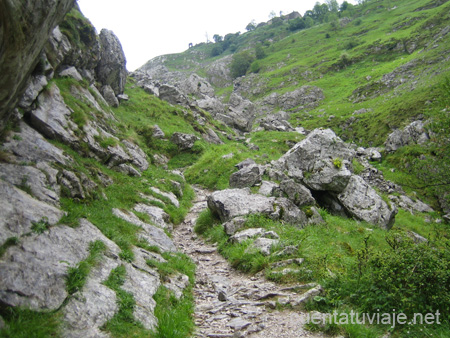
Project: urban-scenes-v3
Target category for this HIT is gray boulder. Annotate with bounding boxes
[337,175,397,230]
[101,85,119,107]
[202,128,223,145]
[258,181,279,197]
[278,86,324,111]
[152,124,165,139]
[229,164,262,188]
[272,197,309,226]
[249,238,279,256]
[19,75,48,109]
[222,217,247,235]
[196,97,226,115]
[96,29,127,95]
[122,140,149,172]
[170,132,198,150]
[134,203,171,230]
[279,128,355,173]
[303,158,353,192]
[0,180,64,246]
[29,83,78,144]
[279,179,315,206]
[385,120,429,152]
[59,66,83,82]
[207,188,275,222]
[112,209,176,252]
[159,84,188,106]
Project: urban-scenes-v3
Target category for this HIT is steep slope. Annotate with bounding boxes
[137,0,450,145]
[0,1,449,337]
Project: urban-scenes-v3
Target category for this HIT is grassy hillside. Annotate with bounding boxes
[151,0,450,146]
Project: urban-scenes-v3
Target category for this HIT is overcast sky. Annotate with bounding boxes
[77,0,357,71]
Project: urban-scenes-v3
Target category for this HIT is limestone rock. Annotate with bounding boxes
[258,181,279,197]
[19,75,48,109]
[0,219,114,310]
[170,132,198,150]
[159,84,188,106]
[134,203,171,230]
[122,140,149,172]
[229,164,262,189]
[0,180,64,246]
[222,217,247,236]
[112,208,175,252]
[207,188,275,222]
[337,175,397,230]
[59,66,83,82]
[247,238,279,256]
[152,124,165,139]
[272,197,308,227]
[96,29,127,95]
[1,122,70,165]
[279,128,355,174]
[0,0,74,130]
[278,86,324,111]
[0,163,60,205]
[385,120,429,152]
[303,158,352,193]
[150,186,179,208]
[122,263,160,330]
[278,179,315,206]
[202,128,223,145]
[63,257,120,338]
[164,273,190,299]
[29,83,78,144]
[101,85,119,107]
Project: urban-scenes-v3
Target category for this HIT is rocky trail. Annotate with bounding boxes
[173,186,327,338]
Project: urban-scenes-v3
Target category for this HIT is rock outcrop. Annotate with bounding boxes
[96,29,127,95]
[0,0,74,131]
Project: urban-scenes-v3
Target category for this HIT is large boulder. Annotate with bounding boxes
[170,132,198,150]
[280,129,355,173]
[229,164,262,188]
[278,179,315,206]
[96,29,127,95]
[385,120,429,152]
[207,188,276,222]
[0,0,74,131]
[159,84,188,106]
[337,175,397,230]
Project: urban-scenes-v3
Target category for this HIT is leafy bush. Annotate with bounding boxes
[230,51,255,78]
[356,234,450,317]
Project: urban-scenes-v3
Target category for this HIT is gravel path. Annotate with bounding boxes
[172,186,327,338]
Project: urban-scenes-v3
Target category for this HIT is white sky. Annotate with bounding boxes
[77,0,357,71]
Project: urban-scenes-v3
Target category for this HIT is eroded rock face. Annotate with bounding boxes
[0,220,112,310]
[0,0,74,131]
[171,132,198,150]
[337,175,397,230]
[96,29,127,95]
[0,180,64,246]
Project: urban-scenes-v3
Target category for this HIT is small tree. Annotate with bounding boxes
[246,20,256,32]
[255,44,266,59]
[213,34,223,43]
[230,51,254,78]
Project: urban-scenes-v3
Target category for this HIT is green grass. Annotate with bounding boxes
[0,307,61,338]
[0,237,19,258]
[149,252,196,338]
[66,240,107,295]
[102,265,149,337]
